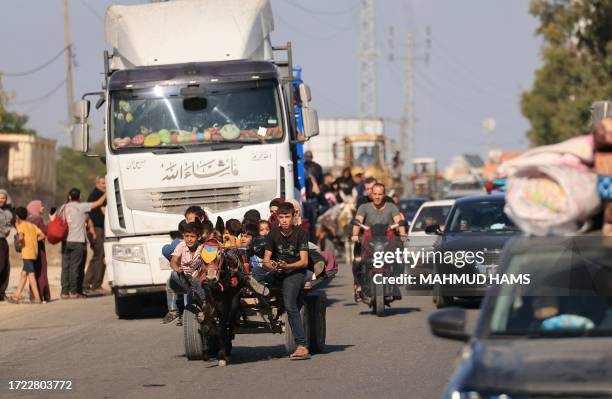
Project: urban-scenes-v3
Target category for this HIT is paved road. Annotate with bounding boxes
[0,265,474,399]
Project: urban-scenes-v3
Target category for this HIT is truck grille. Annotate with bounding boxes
[123,180,276,215]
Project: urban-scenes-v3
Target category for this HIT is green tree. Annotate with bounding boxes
[55,140,106,204]
[522,0,612,146]
[0,75,36,134]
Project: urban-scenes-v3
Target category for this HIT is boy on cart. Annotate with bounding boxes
[263,202,311,360]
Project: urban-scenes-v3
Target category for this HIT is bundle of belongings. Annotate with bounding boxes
[501,102,612,236]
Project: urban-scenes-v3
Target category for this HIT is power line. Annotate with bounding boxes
[280,0,355,16]
[78,0,103,22]
[430,37,519,92]
[12,79,67,105]
[1,47,68,77]
[275,13,354,41]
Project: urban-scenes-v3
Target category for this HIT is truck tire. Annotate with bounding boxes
[114,295,141,319]
[183,310,204,360]
[284,304,309,355]
[307,295,326,353]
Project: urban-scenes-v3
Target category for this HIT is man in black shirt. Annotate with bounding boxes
[83,176,107,293]
[264,202,310,360]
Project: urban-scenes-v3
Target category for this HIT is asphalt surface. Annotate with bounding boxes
[0,264,475,399]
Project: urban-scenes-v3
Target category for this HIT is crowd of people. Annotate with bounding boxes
[0,177,108,304]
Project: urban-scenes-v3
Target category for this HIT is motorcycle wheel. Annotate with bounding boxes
[372,280,385,317]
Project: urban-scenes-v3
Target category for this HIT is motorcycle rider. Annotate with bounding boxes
[351,183,407,302]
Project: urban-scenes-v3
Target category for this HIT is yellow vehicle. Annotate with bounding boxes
[338,134,392,188]
[409,157,440,198]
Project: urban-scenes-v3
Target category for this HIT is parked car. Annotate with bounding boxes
[444,179,486,199]
[427,194,520,307]
[399,197,428,225]
[404,199,455,288]
[429,234,612,399]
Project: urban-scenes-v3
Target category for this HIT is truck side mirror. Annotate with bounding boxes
[72,99,90,153]
[79,99,91,120]
[299,83,311,106]
[72,122,90,153]
[302,106,319,139]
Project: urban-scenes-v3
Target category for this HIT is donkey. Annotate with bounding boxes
[198,246,248,366]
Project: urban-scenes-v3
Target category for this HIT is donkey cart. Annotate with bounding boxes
[183,269,335,364]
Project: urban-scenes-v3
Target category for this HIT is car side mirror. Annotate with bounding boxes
[428,307,469,342]
[424,224,442,235]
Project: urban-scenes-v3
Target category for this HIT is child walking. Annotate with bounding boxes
[8,207,45,304]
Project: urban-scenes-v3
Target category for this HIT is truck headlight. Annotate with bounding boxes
[112,244,146,263]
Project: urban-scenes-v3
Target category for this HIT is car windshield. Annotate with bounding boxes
[400,199,426,214]
[487,237,612,338]
[411,205,451,232]
[447,200,517,233]
[109,79,283,152]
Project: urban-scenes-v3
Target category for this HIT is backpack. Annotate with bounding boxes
[47,205,69,244]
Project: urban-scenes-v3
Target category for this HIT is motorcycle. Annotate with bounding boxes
[351,219,406,317]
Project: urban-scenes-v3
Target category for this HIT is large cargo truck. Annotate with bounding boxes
[72,0,319,318]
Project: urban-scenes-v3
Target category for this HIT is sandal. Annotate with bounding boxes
[6,296,20,304]
[354,289,362,303]
[290,346,311,360]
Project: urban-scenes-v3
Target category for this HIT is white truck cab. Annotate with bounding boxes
[72,0,319,317]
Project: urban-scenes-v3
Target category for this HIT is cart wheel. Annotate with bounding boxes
[284,303,309,354]
[307,295,326,353]
[183,309,204,360]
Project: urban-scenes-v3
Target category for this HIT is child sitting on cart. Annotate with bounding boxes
[168,222,207,308]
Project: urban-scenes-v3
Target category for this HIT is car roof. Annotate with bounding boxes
[454,194,504,204]
[400,197,428,203]
[420,199,456,207]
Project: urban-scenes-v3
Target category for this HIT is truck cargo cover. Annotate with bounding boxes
[105,0,274,69]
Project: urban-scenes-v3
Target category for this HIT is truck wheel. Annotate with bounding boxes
[183,310,204,360]
[283,304,309,355]
[307,295,326,353]
[114,295,141,319]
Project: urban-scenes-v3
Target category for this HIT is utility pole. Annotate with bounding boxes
[63,0,75,130]
[400,32,414,166]
[359,0,377,127]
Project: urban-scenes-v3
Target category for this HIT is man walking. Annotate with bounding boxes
[0,189,13,301]
[83,177,107,294]
[61,188,106,299]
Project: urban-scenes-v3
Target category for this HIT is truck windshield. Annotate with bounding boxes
[109,79,284,152]
[350,142,384,169]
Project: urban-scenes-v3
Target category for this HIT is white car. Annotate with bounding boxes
[404,200,455,278]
